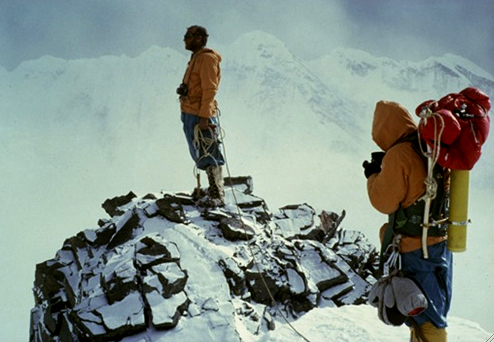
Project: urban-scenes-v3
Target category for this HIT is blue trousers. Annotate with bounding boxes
[401,241,453,328]
[181,112,225,170]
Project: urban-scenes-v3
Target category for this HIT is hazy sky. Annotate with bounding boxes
[1,0,493,75]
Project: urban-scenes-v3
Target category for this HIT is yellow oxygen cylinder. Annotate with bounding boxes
[447,169,470,252]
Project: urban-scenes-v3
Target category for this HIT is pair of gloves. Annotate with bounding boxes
[367,273,428,326]
[362,151,385,179]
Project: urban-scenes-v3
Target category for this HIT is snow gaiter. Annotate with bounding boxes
[206,165,224,203]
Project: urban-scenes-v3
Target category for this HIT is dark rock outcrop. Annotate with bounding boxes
[30,177,378,341]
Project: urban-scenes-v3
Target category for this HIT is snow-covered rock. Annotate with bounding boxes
[30,177,379,341]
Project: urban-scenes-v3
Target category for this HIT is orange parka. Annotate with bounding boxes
[180,48,221,119]
[367,101,447,253]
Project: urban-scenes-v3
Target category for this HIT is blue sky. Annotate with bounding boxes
[1,0,493,75]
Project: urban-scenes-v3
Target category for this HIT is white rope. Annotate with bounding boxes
[192,124,220,171]
[215,111,311,342]
[190,118,225,197]
[417,106,446,259]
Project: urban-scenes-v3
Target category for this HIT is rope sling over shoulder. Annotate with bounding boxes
[382,129,449,262]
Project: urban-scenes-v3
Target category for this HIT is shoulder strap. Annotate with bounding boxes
[396,133,447,225]
[182,56,198,84]
[408,137,448,225]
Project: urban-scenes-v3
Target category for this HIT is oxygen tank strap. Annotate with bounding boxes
[449,219,470,226]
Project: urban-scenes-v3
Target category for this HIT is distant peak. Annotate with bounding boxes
[426,54,494,80]
[227,30,294,63]
[232,30,289,51]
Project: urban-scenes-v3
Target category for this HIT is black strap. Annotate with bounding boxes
[393,202,447,237]
[182,49,216,85]
[182,54,198,85]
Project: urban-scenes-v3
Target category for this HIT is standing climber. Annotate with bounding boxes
[177,25,225,206]
[363,100,453,341]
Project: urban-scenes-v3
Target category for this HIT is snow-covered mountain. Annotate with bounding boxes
[1,30,493,340]
[2,31,493,165]
[308,47,494,103]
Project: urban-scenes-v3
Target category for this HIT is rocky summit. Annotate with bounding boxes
[30,177,379,342]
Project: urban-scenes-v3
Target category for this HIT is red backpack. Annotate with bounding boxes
[415,87,491,170]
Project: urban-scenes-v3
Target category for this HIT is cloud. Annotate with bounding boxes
[0,1,492,74]
[338,0,494,72]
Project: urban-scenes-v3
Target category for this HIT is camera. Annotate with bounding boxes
[176,83,188,96]
[370,151,385,165]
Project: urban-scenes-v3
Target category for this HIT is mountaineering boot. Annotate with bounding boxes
[201,165,224,207]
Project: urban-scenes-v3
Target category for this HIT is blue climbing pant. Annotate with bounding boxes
[401,241,453,329]
[181,112,225,170]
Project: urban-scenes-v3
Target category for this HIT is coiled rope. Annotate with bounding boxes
[191,122,221,190]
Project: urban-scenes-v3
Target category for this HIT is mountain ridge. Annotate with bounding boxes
[4,31,492,152]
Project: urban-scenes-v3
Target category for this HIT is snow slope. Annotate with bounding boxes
[261,306,493,342]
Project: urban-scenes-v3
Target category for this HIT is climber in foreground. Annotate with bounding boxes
[365,88,490,341]
[364,100,452,341]
[177,25,225,207]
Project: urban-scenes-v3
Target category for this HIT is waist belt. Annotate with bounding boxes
[390,201,448,237]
